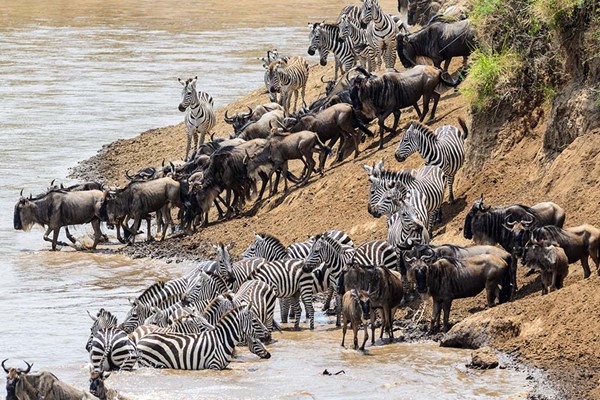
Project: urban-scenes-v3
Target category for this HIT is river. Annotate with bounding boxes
[1,0,535,398]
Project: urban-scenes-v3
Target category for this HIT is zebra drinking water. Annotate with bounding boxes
[395,118,469,203]
[178,77,216,161]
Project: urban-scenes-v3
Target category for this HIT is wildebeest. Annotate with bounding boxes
[99,177,182,243]
[235,109,285,140]
[524,242,569,295]
[284,103,371,162]
[396,19,476,72]
[463,195,565,296]
[350,65,460,149]
[3,360,98,400]
[14,188,105,250]
[89,368,130,400]
[224,103,283,134]
[529,225,600,278]
[410,255,509,332]
[341,289,371,350]
[367,265,404,344]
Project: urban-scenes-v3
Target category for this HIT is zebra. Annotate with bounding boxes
[395,119,469,204]
[360,0,399,70]
[249,259,316,329]
[242,233,289,261]
[233,279,280,341]
[137,306,270,370]
[178,76,216,161]
[130,313,214,344]
[338,14,376,71]
[364,160,445,228]
[257,48,282,103]
[350,240,398,271]
[185,243,234,286]
[86,309,138,371]
[268,56,309,116]
[303,234,354,326]
[230,258,267,291]
[287,230,354,259]
[308,22,357,81]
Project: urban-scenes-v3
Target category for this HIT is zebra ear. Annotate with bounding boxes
[178,78,185,86]
[362,164,373,175]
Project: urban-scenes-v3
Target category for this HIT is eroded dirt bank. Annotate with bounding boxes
[71,57,600,398]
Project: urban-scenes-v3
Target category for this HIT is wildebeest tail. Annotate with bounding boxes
[499,264,512,304]
[314,136,333,156]
[351,109,374,137]
[439,70,461,88]
[457,117,468,140]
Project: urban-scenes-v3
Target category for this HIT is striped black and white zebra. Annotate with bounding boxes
[87,309,137,371]
[360,0,399,70]
[130,313,213,344]
[395,119,468,204]
[233,279,279,341]
[125,280,189,326]
[258,48,282,103]
[185,243,234,286]
[230,258,267,291]
[304,234,354,326]
[242,233,289,261]
[287,230,354,259]
[308,22,356,81]
[249,259,315,329]
[338,14,376,71]
[350,239,398,271]
[178,76,216,161]
[364,160,445,228]
[268,56,309,116]
[137,306,270,370]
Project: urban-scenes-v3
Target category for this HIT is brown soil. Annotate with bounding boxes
[70,58,600,399]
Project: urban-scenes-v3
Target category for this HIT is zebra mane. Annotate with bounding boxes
[135,281,167,304]
[316,233,343,251]
[408,121,436,140]
[214,304,248,326]
[96,308,118,327]
[256,232,286,250]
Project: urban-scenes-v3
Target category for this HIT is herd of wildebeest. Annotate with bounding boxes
[7,0,600,398]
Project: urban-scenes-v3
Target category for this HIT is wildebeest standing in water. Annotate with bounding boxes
[341,289,371,351]
[408,254,510,332]
[13,189,105,251]
[3,359,99,400]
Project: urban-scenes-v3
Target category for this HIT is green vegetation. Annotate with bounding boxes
[460,48,522,112]
[532,0,586,28]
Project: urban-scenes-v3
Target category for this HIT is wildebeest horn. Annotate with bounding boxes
[87,310,97,321]
[224,109,234,123]
[29,193,32,200]
[2,359,9,373]
[20,361,32,374]
[125,170,134,180]
[244,106,253,118]
[276,120,286,129]
[50,179,56,186]
[161,159,165,167]
[320,75,327,83]
[19,188,24,197]
[504,214,517,227]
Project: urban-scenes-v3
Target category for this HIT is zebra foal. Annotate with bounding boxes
[268,56,309,116]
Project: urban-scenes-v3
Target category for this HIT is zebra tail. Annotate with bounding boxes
[457,117,468,140]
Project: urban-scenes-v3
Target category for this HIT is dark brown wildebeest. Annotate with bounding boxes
[341,289,371,350]
[529,225,600,278]
[396,19,476,72]
[14,188,105,251]
[523,242,569,295]
[410,255,509,332]
[89,368,131,400]
[367,265,404,344]
[3,360,98,400]
[100,177,182,243]
[350,65,460,149]
[463,195,565,297]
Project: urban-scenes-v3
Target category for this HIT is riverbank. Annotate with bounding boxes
[71,58,600,398]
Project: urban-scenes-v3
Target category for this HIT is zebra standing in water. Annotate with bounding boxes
[86,309,138,371]
[268,56,309,116]
[395,118,469,204]
[137,306,270,370]
[360,0,399,70]
[365,160,445,229]
[178,76,216,161]
[308,22,357,81]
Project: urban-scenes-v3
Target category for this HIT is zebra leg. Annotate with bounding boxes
[323,286,335,311]
[185,127,192,161]
[292,89,299,115]
[300,287,315,330]
[199,127,206,147]
[447,175,455,204]
[192,129,199,158]
[280,298,290,324]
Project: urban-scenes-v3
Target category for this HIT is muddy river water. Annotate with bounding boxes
[1,0,536,398]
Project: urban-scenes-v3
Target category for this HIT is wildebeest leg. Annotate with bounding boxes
[442,300,452,332]
[255,171,270,202]
[302,155,315,185]
[335,291,343,327]
[341,317,348,347]
[91,219,102,250]
[430,301,441,333]
[581,255,591,278]
[510,255,518,298]
[589,245,599,275]
[370,309,377,345]
[412,103,422,120]
[160,207,170,241]
[130,218,142,244]
[360,319,369,351]
[335,135,346,163]
[51,227,61,251]
[64,227,77,244]
[353,320,359,350]
[442,58,451,72]
[387,306,394,342]
[428,91,441,121]
[485,279,497,307]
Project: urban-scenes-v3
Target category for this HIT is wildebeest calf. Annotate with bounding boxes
[341,289,371,351]
[524,242,569,295]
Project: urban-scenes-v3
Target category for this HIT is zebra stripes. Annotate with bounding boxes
[178,77,216,161]
[230,258,267,291]
[308,23,356,81]
[350,240,398,270]
[137,306,270,370]
[250,259,316,329]
[287,230,354,259]
[338,14,376,71]
[395,119,468,203]
[360,0,399,70]
[268,56,309,116]
[242,233,289,261]
[365,160,445,229]
[90,328,138,371]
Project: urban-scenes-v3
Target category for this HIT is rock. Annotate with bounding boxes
[441,316,521,349]
[467,346,499,370]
